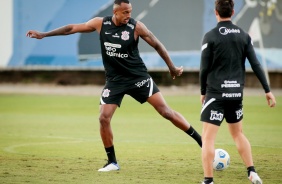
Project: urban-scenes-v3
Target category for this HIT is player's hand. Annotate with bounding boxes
[266,92,276,107]
[26,30,45,39]
[200,95,205,105]
[170,66,183,79]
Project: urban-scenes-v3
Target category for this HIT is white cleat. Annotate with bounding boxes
[98,162,120,172]
[248,171,263,184]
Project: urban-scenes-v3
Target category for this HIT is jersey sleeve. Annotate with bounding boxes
[246,35,270,93]
[200,34,212,95]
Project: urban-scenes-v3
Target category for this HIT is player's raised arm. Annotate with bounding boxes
[26,17,103,39]
[135,21,183,79]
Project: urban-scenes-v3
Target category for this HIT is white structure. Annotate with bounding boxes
[0,0,13,67]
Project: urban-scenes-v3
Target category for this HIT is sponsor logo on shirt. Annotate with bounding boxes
[219,27,240,35]
[112,33,120,38]
[221,80,240,88]
[104,42,128,58]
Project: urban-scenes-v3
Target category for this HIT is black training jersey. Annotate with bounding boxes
[100,16,149,82]
[200,21,270,100]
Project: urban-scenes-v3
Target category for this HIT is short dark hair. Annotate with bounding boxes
[215,0,234,18]
[114,0,130,5]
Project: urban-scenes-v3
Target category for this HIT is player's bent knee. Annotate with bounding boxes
[99,115,111,126]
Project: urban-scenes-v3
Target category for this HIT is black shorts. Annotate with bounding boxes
[200,97,243,126]
[100,77,159,107]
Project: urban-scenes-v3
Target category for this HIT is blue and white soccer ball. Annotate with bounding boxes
[213,148,230,171]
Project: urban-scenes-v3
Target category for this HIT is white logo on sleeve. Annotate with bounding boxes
[202,43,208,51]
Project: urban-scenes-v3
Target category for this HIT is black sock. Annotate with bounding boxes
[105,146,117,164]
[185,126,202,147]
[247,166,256,176]
[203,177,213,184]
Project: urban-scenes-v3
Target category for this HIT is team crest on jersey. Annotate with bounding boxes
[121,31,130,41]
[102,89,111,98]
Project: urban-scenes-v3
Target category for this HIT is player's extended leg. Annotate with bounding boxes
[147,92,189,130]
[201,122,219,183]
[98,104,120,172]
[228,121,262,183]
[147,92,202,147]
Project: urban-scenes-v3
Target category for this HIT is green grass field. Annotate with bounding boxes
[0,93,281,184]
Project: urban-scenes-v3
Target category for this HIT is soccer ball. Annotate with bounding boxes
[213,148,230,171]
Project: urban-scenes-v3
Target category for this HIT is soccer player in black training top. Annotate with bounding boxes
[26,0,202,172]
[200,0,276,184]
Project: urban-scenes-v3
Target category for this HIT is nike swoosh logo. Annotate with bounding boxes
[190,131,194,136]
[105,32,111,34]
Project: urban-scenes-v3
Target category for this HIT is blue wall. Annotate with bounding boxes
[8,0,282,70]
[9,0,112,67]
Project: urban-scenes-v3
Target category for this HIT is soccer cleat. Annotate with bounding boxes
[98,162,120,172]
[248,171,263,184]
